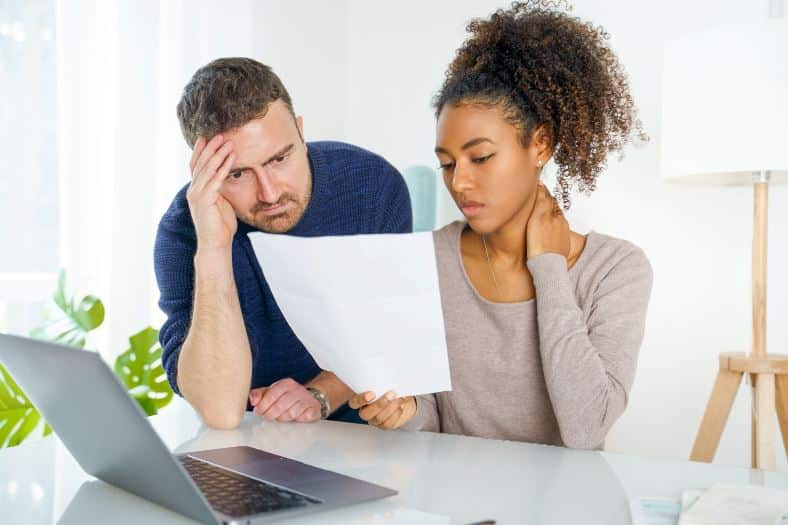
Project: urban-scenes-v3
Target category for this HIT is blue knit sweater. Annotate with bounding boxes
[153,141,413,422]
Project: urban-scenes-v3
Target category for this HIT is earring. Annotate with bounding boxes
[537,160,542,167]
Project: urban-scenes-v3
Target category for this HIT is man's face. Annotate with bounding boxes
[219,100,312,233]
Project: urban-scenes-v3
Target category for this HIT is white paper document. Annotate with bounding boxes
[678,484,788,525]
[248,231,452,398]
[630,490,788,525]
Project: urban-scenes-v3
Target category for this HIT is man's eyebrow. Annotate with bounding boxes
[434,137,495,154]
[230,143,295,174]
[262,143,295,167]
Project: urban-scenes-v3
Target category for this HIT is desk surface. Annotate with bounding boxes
[2,397,787,524]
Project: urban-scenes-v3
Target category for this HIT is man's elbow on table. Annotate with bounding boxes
[177,376,247,430]
[193,400,246,430]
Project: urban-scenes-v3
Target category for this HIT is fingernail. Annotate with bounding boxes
[385,391,396,401]
[365,392,375,402]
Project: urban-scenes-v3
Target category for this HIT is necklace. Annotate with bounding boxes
[481,234,502,300]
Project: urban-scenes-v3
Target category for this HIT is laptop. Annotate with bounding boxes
[0,333,397,524]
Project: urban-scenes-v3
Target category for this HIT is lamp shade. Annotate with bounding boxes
[661,21,788,185]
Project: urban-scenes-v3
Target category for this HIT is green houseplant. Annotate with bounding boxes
[0,271,173,448]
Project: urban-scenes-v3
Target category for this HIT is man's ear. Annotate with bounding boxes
[296,115,305,143]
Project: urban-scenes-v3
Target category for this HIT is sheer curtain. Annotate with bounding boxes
[0,0,60,337]
[54,0,258,359]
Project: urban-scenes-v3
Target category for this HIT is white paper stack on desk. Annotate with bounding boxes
[631,484,788,525]
[678,484,788,525]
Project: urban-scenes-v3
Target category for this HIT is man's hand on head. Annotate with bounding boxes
[186,134,238,252]
[249,378,321,423]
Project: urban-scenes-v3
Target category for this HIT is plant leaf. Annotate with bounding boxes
[30,270,104,349]
[53,269,67,312]
[114,327,173,416]
[72,295,105,332]
[8,409,41,447]
[128,385,158,416]
[0,364,48,448]
[11,271,173,448]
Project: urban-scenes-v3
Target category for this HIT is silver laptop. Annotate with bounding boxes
[0,333,397,524]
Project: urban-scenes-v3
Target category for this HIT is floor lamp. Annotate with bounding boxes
[661,21,788,470]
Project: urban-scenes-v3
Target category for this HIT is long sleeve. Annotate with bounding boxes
[526,247,653,449]
[376,161,414,234]
[153,208,197,396]
[400,394,440,432]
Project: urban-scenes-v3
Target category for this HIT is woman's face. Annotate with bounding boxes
[435,103,544,234]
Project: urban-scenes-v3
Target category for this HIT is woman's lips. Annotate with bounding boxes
[460,201,485,217]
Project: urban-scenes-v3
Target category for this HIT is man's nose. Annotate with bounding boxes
[254,168,283,203]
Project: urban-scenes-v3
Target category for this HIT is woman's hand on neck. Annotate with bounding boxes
[525,182,571,262]
[481,182,582,270]
[480,183,539,268]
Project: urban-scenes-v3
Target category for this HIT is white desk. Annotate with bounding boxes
[2,397,787,524]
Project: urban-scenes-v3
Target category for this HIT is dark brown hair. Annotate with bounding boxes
[176,57,295,148]
[435,0,648,209]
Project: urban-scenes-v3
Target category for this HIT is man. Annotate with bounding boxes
[154,57,412,429]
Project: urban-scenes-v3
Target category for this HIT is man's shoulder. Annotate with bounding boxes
[308,141,402,185]
[157,183,195,239]
[308,140,385,163]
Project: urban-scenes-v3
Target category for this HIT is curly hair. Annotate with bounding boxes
[176,57,296,148]
[434,0,647,209]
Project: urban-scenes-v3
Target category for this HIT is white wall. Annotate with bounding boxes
[273,0,788,469]
[252,1,349,142]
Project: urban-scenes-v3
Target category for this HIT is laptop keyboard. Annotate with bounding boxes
[179,455,321,518]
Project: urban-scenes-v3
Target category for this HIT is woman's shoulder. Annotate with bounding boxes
[579,231,653,286]
[432,220,466,249]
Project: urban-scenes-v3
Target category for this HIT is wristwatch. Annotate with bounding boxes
[306,387,330,420]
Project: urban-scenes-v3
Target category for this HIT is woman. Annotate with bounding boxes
[349,1,653,449]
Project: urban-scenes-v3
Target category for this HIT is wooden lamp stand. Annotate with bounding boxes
[690,172,788,470]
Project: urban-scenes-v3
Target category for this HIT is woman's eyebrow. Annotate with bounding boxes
[435,137,495,154]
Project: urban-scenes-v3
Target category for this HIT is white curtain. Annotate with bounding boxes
[55,0,259,359]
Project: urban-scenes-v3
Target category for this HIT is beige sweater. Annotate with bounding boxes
[402,221,653,449]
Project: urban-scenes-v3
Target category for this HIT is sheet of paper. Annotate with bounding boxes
[678,484,788,525]
[681,489,704,511]
[248,231,451,398]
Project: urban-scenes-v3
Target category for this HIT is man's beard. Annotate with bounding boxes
[243,190,310,233]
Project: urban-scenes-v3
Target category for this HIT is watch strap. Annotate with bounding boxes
[306,387,330,420]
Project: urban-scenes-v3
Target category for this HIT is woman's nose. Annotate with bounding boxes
[451,163,475,193]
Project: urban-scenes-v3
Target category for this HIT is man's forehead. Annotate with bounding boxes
[225,114,296,164]
[227,109,289,145]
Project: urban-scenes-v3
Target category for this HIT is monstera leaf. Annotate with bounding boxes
[1,271,171,449]
[0,269,100,448]
[30,270,104,348]
[0,364,52,448]
[114,327,173,416]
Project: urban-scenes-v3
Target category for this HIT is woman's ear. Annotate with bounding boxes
[531,124,554,165]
